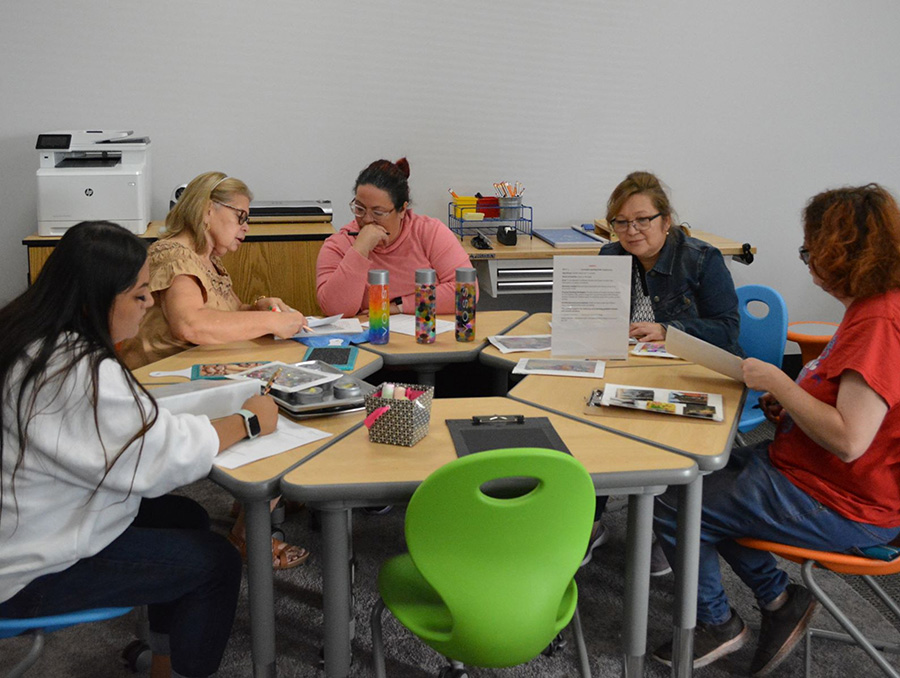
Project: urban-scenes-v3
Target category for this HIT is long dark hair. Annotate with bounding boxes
[0,221,157,526]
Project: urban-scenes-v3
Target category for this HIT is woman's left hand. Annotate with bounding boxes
[254,296,292,312]
[629,322,667,342]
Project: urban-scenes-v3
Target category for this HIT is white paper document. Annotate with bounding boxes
[363,314,454,336]
[664,327,744,382]
[297,316,363,336]
[488,335,552,353]
[551,256,631,359]
[213,415,332,469]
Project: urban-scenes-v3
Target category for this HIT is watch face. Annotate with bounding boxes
[247,414,261,438]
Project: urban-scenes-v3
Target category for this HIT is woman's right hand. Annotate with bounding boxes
[351,223,390,257]
[757,392,784,425]
[270,311,307,339]
[241,395,279,436]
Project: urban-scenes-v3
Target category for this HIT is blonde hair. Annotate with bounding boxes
[606,171,678,225]
[164,171,253,253]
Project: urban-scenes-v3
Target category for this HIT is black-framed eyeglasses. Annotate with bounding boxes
[610,213,662,233]
[212,200,249,226]
[798,246,811,265]
[349,199,395,220]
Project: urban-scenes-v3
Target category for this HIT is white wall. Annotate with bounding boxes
[2,1,898,329]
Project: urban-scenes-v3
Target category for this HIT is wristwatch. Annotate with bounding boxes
[237,409,261,439]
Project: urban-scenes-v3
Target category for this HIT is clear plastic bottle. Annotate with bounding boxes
[455,267,477,342]
[368,269,390,345]
[415,268,437,344]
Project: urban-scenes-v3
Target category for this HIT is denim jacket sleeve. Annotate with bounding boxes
[652,234,743,356]
[600,232,743,356]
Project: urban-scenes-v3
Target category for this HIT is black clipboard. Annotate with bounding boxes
[445,415,571,458]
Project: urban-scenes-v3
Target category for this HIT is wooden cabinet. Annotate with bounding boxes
[23,220,333,315]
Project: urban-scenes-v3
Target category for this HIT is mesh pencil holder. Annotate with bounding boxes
[364,383,434,447]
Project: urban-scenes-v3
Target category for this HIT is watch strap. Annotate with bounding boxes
[237,408,261,439]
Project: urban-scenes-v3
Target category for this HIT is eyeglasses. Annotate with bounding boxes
[212,200,249,226]
[610,213,662,233]
[349,200,395,220]
[798,246,811,265]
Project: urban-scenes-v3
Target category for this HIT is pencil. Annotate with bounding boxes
[262,367,283,396]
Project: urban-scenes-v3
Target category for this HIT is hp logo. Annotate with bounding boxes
[84,188,94,197]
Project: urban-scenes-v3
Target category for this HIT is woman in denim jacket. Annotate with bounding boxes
[599,171,742,356]
[584,171,743,575]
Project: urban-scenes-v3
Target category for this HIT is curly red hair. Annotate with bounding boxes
[803,184,900,299]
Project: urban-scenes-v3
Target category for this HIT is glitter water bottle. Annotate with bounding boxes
[368,269,390,345]
[455,267,477,342]
[415,268,437,344]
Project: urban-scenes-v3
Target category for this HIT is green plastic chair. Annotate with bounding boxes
[370,447,595,677]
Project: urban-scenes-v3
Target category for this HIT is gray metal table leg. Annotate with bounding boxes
[245,499,277,678]
[320,508,353,678]
[623,493,653,677]
[672,475,703,678]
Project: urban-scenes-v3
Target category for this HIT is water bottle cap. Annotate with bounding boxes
[368,269,389,285]
[415,268,437,284]
[455,267,476,283]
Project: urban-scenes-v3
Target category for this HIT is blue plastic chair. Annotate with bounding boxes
[736,285,788,435]
[0,607,132,677]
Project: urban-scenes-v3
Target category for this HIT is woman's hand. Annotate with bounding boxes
[351,223,390,257]
[269,311,308,339]
[254,296,292,312]
[241,395,279,436]
[629,322,667,342]
[757,392,784,425]
[741,357,793,394]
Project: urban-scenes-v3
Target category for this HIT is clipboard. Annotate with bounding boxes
[445,415,571,458]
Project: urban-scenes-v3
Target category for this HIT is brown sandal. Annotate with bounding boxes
[227,532,310,570]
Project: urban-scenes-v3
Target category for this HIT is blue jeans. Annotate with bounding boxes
[654,443,900,625]
[0,495,241,678]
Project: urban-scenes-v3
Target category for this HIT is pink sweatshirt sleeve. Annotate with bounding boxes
[315,229,370,317]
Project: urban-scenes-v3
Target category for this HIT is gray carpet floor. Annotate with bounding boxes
[4,422,900,677]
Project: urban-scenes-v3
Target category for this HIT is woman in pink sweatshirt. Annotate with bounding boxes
[316,158,475,317]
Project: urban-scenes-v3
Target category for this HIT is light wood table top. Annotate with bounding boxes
[462,234,602,260]
[132,336,383,388]
[479,312,696,370]
[282,397,695,504]
[359,310,527,365]
[509,364,746,471]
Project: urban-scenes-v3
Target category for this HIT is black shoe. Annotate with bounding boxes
[751,584,817,676]
[652,608,749,669]
[650,538,672,577]
[581,522,609,566]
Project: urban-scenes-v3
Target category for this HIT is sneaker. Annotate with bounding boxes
[650,538,673,577]
[581,522,609,566]
[652,607,749,669]
[751,584,817,676]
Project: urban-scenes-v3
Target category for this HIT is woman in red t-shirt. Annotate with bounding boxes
[652,184,900,676]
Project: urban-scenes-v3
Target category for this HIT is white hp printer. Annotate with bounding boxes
[36,130,151,235]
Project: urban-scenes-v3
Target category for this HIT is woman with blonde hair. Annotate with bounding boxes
[121,171,307,368]
[121,171,310,571]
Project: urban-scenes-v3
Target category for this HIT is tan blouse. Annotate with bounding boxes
[120,240,243,369]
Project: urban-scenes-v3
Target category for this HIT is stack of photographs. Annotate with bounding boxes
[584,383,724,421]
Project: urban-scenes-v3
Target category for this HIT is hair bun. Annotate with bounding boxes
[395,157,410,178]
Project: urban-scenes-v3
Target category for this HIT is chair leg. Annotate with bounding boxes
[7,630,45,678]
[801,560,900,678]
[370,598,387,678]
[571,605,592,678]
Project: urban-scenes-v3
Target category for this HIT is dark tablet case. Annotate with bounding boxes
[445,416,571,457]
